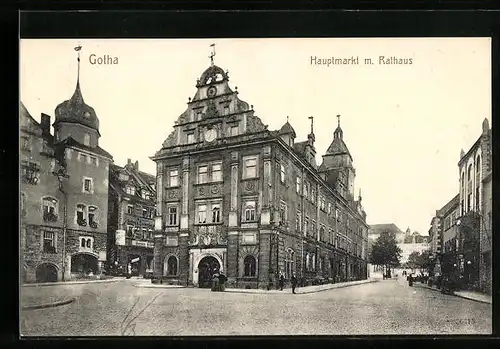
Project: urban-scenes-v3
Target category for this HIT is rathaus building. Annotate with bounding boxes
[151,57,369,289]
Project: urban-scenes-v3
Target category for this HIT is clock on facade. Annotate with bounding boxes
[204,129,217,142]
[207,86,217,98]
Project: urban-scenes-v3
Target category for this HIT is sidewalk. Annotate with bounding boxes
[413,282,492,304]
[22,276,124,287]
[225,278,377,294]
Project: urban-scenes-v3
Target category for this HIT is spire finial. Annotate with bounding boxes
[308,116,314,134]
[209,43,216,66]
[337,114,341,127]
[287,116,289,123]
[74,44,82,85]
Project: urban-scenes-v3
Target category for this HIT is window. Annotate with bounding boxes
[311,221,316,237]
[168,206,178,226]
[198,166,208,184]
[244,255,257,277]
[197,111,203,121]
[20,136,30,151]
[80,237,93,250]
[83,178,93,193]
[223,105,230,116]
[304,217,309,236]
[127,205,133,214]
[88,206,98,227]
[91,157,98,166]
[212,203,221,223]
[169,170,179,187]
[76,204,87,226]
[42,197,58,221]
[166,256,178,275]
[142,191,150,200]
[126,186,135,195]
[126,225,134,237]
[296,177,301,194]
[304,182,309,199]
[242,232,257,244]
[279,201,287,225]
[311,188,316,204]
[280,164,285,183]
[320,227,326,241]
[197,204,207,223]
[211,163,222,182]
[84,133,90,146]
[142,208,148,218]
[243,156,258,179]
[230,125,239,136]
[43,231,56,253]
[243,200,256,222]
[328,203,332,214]
[187,133,195,144]
[78,153,88,163]
[296,211,302,232]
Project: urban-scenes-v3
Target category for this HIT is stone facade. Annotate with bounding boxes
[151,61,369,289]
[107,160,156,276]
[20,54,112,283]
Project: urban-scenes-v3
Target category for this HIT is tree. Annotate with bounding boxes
[369,231,402,274]
[407,251,420,270]
[407,250,432,272]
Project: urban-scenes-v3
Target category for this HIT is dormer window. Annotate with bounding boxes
[84,133,90,146]
[230,125,239,136]
[223,106,230,115]
[187,133,195,144]
[126,186,135,196]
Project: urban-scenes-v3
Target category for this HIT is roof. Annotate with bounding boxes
[325,137,352,161]
[59,136,113,159]
[109,162,156,201]
[54,81,100,134]
[278,121,296,138]
[437,194,460,217]
[368,223,404,236]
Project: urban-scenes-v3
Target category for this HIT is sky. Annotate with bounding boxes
[20,38,491,235]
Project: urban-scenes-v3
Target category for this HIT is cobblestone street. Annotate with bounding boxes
[20,276,491,336]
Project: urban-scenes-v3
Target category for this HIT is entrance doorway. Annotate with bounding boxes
[71,253,98,275]
[36,263,58,283]
[198,256,220,288]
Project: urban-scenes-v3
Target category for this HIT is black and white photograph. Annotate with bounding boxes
[19,37,492,336]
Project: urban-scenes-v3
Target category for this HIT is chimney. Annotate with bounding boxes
[135,161,139,171]
[40,114,51,136]
[127,158,132,166]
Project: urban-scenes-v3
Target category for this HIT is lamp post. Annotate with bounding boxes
[54,168,69,281]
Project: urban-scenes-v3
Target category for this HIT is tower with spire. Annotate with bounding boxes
[319,115,356,200]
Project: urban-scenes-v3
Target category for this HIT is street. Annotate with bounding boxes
[20,276,491,336]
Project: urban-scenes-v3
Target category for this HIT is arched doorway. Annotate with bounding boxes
[198,256,220,288]
[71,253,98,275]
[36,263,58,283]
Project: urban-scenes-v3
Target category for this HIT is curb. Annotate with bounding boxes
[413,283,492,305]
[133,284,186,289]
[21,298,76,311]
[224,280,378,295]
[22,278,123,287]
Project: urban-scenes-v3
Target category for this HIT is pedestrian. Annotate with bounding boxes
[291,274,297,294]
[279,273,285,291]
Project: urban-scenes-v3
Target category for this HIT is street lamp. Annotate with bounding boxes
[53,167,69,281]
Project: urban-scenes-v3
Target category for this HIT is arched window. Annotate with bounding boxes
[42,197,58,221]
[86,239,92,248]
[76,204,87,226]
[88,206,98,227]
[167,256,177,276]
[212,204,221,223]
[467,164,473,181]
[244,255,256,277]
[81,238,86,247]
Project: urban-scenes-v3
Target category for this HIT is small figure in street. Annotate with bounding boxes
[291,274,297,294]
[126,263,132,279]
[408,273,413,287]
[279,273,285,291]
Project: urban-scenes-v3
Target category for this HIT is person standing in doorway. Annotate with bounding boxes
[291,274,297,294]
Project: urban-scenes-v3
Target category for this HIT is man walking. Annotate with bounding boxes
[291,274,297,294]
[279,273,285,291]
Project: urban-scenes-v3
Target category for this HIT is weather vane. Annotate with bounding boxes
[209,43,216,66]
[308,116,314,134]
[337,114,341,127]
[74,44,82,82]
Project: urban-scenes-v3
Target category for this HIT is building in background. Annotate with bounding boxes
[20,47,112,283]
[456,118,492,292]
[150,55,369,288]
[428,118,492,293]
[107,160,157,277]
